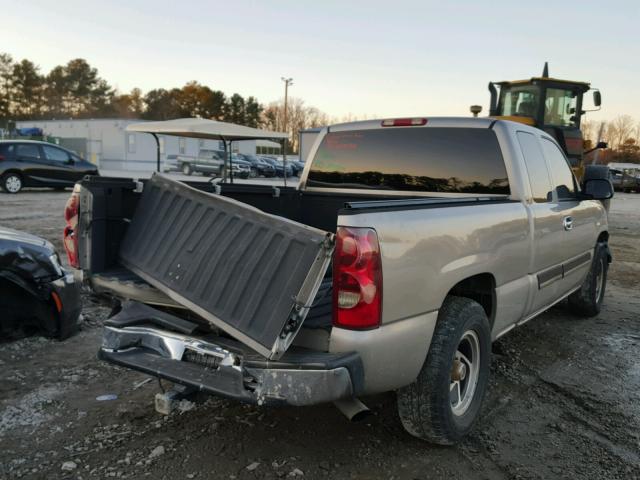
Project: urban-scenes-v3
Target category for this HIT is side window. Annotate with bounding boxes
[15,144,42,160]
[42,145,71,163]
[541,138,576,200]
[517,132,553,203]
[0,144,14,159]
[127,134,136,154]
[544,88,578,127]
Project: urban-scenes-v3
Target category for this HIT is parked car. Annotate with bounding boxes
[289,160,306,176]
[0,140,99,193]
[0,226,81,339]
[236,153,276,177]
[229,155,251,179]
[71,117,612,445]
[177,149,225,176]
[260,156,294,177]
[610,168,638,192]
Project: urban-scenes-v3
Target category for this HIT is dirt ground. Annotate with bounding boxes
[1,189,639,480]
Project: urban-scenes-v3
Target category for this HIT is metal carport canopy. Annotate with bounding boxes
[126,118,289,181]
[125,117,288,141]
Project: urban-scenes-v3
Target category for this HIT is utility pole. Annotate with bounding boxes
[281,77,293,187]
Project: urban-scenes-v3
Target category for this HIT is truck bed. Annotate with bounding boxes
[79,175,511,358]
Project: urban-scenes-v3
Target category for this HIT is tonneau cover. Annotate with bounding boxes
[119,174,333,359]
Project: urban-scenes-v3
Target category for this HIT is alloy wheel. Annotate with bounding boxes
[450,330,481,416]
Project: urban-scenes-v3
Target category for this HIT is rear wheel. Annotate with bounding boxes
[567,243,608,317]
[2,173,23,193]
[250,167,258,178]
[182,163,192,175]
[397,296,491,445]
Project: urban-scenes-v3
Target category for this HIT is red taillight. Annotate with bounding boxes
[63,185,81,268]
[332,227,382,330]
[381,118,427,127]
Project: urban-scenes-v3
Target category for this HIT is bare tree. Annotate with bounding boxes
[608,115,635,149]
[261,97,331,153]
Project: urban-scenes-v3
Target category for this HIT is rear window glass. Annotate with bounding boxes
[307,127,510,194]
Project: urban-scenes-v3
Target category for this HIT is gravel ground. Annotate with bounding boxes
[1,188,639,480]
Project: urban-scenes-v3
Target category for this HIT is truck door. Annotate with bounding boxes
[540,138,594,293]
[516,131,567,315]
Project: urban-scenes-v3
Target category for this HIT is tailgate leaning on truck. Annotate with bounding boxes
[118,174,334,359]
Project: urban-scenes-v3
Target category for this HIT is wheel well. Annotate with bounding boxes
[597,231,609,244]
[1,169,23,179]
[446,273,496,326]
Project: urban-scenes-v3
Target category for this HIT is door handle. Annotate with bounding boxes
[563,216,573,231]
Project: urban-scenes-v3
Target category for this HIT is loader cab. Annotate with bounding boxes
[488,73,597,177]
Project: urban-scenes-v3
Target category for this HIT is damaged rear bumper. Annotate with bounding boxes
[99,320,363,407]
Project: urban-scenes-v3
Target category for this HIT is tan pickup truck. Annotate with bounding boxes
[65,117,613,444]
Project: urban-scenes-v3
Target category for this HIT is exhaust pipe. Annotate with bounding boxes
[334,397,371,422]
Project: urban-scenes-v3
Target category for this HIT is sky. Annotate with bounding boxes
[1,0,639,123]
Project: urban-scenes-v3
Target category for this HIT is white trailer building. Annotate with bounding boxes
[15,118,281,173]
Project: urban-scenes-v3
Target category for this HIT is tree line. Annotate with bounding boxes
[0,53,266,127]
[579,116,640,164]
[4,52,637,161]
[0,53,334,150]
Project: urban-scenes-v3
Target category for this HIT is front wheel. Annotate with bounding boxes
[567,243,609,317]
[2,173,23,193]
[249,167,258,178]
[397,296,491,445]
[182,163,192,175]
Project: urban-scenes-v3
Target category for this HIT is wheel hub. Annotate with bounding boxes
[451,359,467,382]
[450,330,481,416]
[5,176,21,193]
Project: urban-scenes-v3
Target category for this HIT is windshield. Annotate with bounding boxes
[499,85,539,118]
[544,88,578,127]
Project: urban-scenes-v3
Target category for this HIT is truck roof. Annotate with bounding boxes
[328,116,497,132]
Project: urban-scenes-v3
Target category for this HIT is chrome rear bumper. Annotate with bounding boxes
[99,306,363,406]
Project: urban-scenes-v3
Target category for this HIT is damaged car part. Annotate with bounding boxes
[0,226,81,339]
[100,302,364,407]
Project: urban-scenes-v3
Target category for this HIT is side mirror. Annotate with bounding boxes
[583,178,613,200]
[593,90,601,107]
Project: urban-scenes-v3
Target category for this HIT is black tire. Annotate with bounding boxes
[182,163,192,175]
[2,172,23,193]
[250,167,258,178]
[567,243,608,317]
[397,296,491,445]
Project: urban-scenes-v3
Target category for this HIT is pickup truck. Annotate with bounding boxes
[175,149,250,179]
[66,117,613,445]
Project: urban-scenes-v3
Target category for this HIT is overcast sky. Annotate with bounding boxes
[2,0,638,122]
